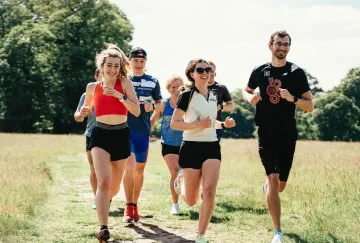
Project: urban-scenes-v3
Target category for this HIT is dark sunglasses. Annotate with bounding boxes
[195,67,212,74]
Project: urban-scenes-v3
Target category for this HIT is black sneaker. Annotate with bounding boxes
[97,229,110,242]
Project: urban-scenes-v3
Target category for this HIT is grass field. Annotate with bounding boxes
[0,133,359,243]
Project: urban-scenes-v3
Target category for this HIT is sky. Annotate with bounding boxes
[111,0,360,96]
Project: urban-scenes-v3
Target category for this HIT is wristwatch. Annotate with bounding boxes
[293,96,299,103]
[119,95,127,102]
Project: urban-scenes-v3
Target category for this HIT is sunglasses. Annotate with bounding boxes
[195,67,212,74]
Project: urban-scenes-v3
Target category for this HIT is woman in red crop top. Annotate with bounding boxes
[80,43,140,242]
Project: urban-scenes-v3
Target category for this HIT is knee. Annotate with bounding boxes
[97,177,110,190]
[268,175,280,188]
[186,199,198,207]
[202,187,216,202]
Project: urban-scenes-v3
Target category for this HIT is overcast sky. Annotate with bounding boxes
[111,0,360,96]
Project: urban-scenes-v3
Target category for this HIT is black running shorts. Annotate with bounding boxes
[258,126,297,182]
[89,122,130,161]
[161,143,180,157]
[179,141,221,169]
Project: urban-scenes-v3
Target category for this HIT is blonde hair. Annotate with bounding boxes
[166,75,184,90]
[95,43,131,79]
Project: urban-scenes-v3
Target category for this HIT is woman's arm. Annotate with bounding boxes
[214,116,236,129]
[170,108,211,131]
[122,78,140,117]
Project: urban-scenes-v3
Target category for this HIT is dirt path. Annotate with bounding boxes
[32,153,196,243]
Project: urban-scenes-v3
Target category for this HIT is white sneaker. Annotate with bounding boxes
[170,204,180,215]
[263,181,268,195]
[174,169,183,195]
[271,231,284,243]
[92,199,96,210]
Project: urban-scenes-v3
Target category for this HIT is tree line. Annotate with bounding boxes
[1,0,359,141]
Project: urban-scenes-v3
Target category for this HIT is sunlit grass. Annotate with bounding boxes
[0,134,359,242]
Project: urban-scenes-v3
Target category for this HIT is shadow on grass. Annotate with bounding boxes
[109,207,153,220]
[120,222,193,243]
[285,233,310,243]
[328,233,342,243]
[216,202,268,215]
[186,210,230,223]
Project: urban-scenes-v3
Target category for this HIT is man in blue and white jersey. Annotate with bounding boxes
[123,47,162,223]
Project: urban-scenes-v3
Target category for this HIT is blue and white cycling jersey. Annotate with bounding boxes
[128,74,162,136]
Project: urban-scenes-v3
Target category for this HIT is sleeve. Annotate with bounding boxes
[151,79,163,101]
[176,90,191,112]
[294,69,311,95]
[247,69,259,90]
[222,85,232,102]
[76,93,86,111]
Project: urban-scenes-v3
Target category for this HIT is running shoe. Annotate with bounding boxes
[133,205,140,222]
[263,181,268,195]
[271,231,284,243]
[170,204,180,215]
[195,235,208,243]
[97,229,110,242]
[92,199,96,210]
[123,204,134,223]
[174,168,183,195]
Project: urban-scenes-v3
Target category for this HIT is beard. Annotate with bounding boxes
[274,51,287,60]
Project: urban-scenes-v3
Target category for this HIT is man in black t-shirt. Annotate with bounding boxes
[243,30,314,243]
[207,60,234,140]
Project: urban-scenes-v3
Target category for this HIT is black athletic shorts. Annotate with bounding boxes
[89,122,130,161]
[161,143,180,157]
[86,136,91,152]
[258,126,297,182]
[179,141,221,169]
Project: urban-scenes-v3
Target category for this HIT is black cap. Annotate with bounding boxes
[129,47,147,59]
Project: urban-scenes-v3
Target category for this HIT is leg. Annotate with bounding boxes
[123,153,136,203]
[87,150,97,196]
[198,159,221,236]
[181,168,202,206]
[164,154,180,204]
[91,147,111,226]
[134,162,146,204]
[109,158,128,199]
[266,173,281,230]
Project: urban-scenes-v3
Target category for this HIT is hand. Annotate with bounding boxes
[279,88,294,102]
[103,87,124,99]
[249,93,262,105]
[197,116,212,129]
[80,106,92,117]
[143,101,153,112]
[224,116,236,128]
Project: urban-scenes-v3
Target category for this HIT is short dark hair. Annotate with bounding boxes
[269,30,291,46]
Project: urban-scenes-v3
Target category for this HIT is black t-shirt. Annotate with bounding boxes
[247,61,310,130]
[208,82,232,120]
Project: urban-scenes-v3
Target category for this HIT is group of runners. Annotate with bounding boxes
[74,30,314,243]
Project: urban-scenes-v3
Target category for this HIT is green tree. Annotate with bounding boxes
[335,67,360,108]
[223,89,256,138]
[0,0,133,133]
[313,91,360,141]
[0,22,57,132]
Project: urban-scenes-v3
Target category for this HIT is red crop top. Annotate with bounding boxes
[93,79,128,117]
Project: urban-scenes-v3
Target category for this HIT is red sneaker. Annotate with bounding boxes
[123,204,134,223]
[133,205,140,222]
